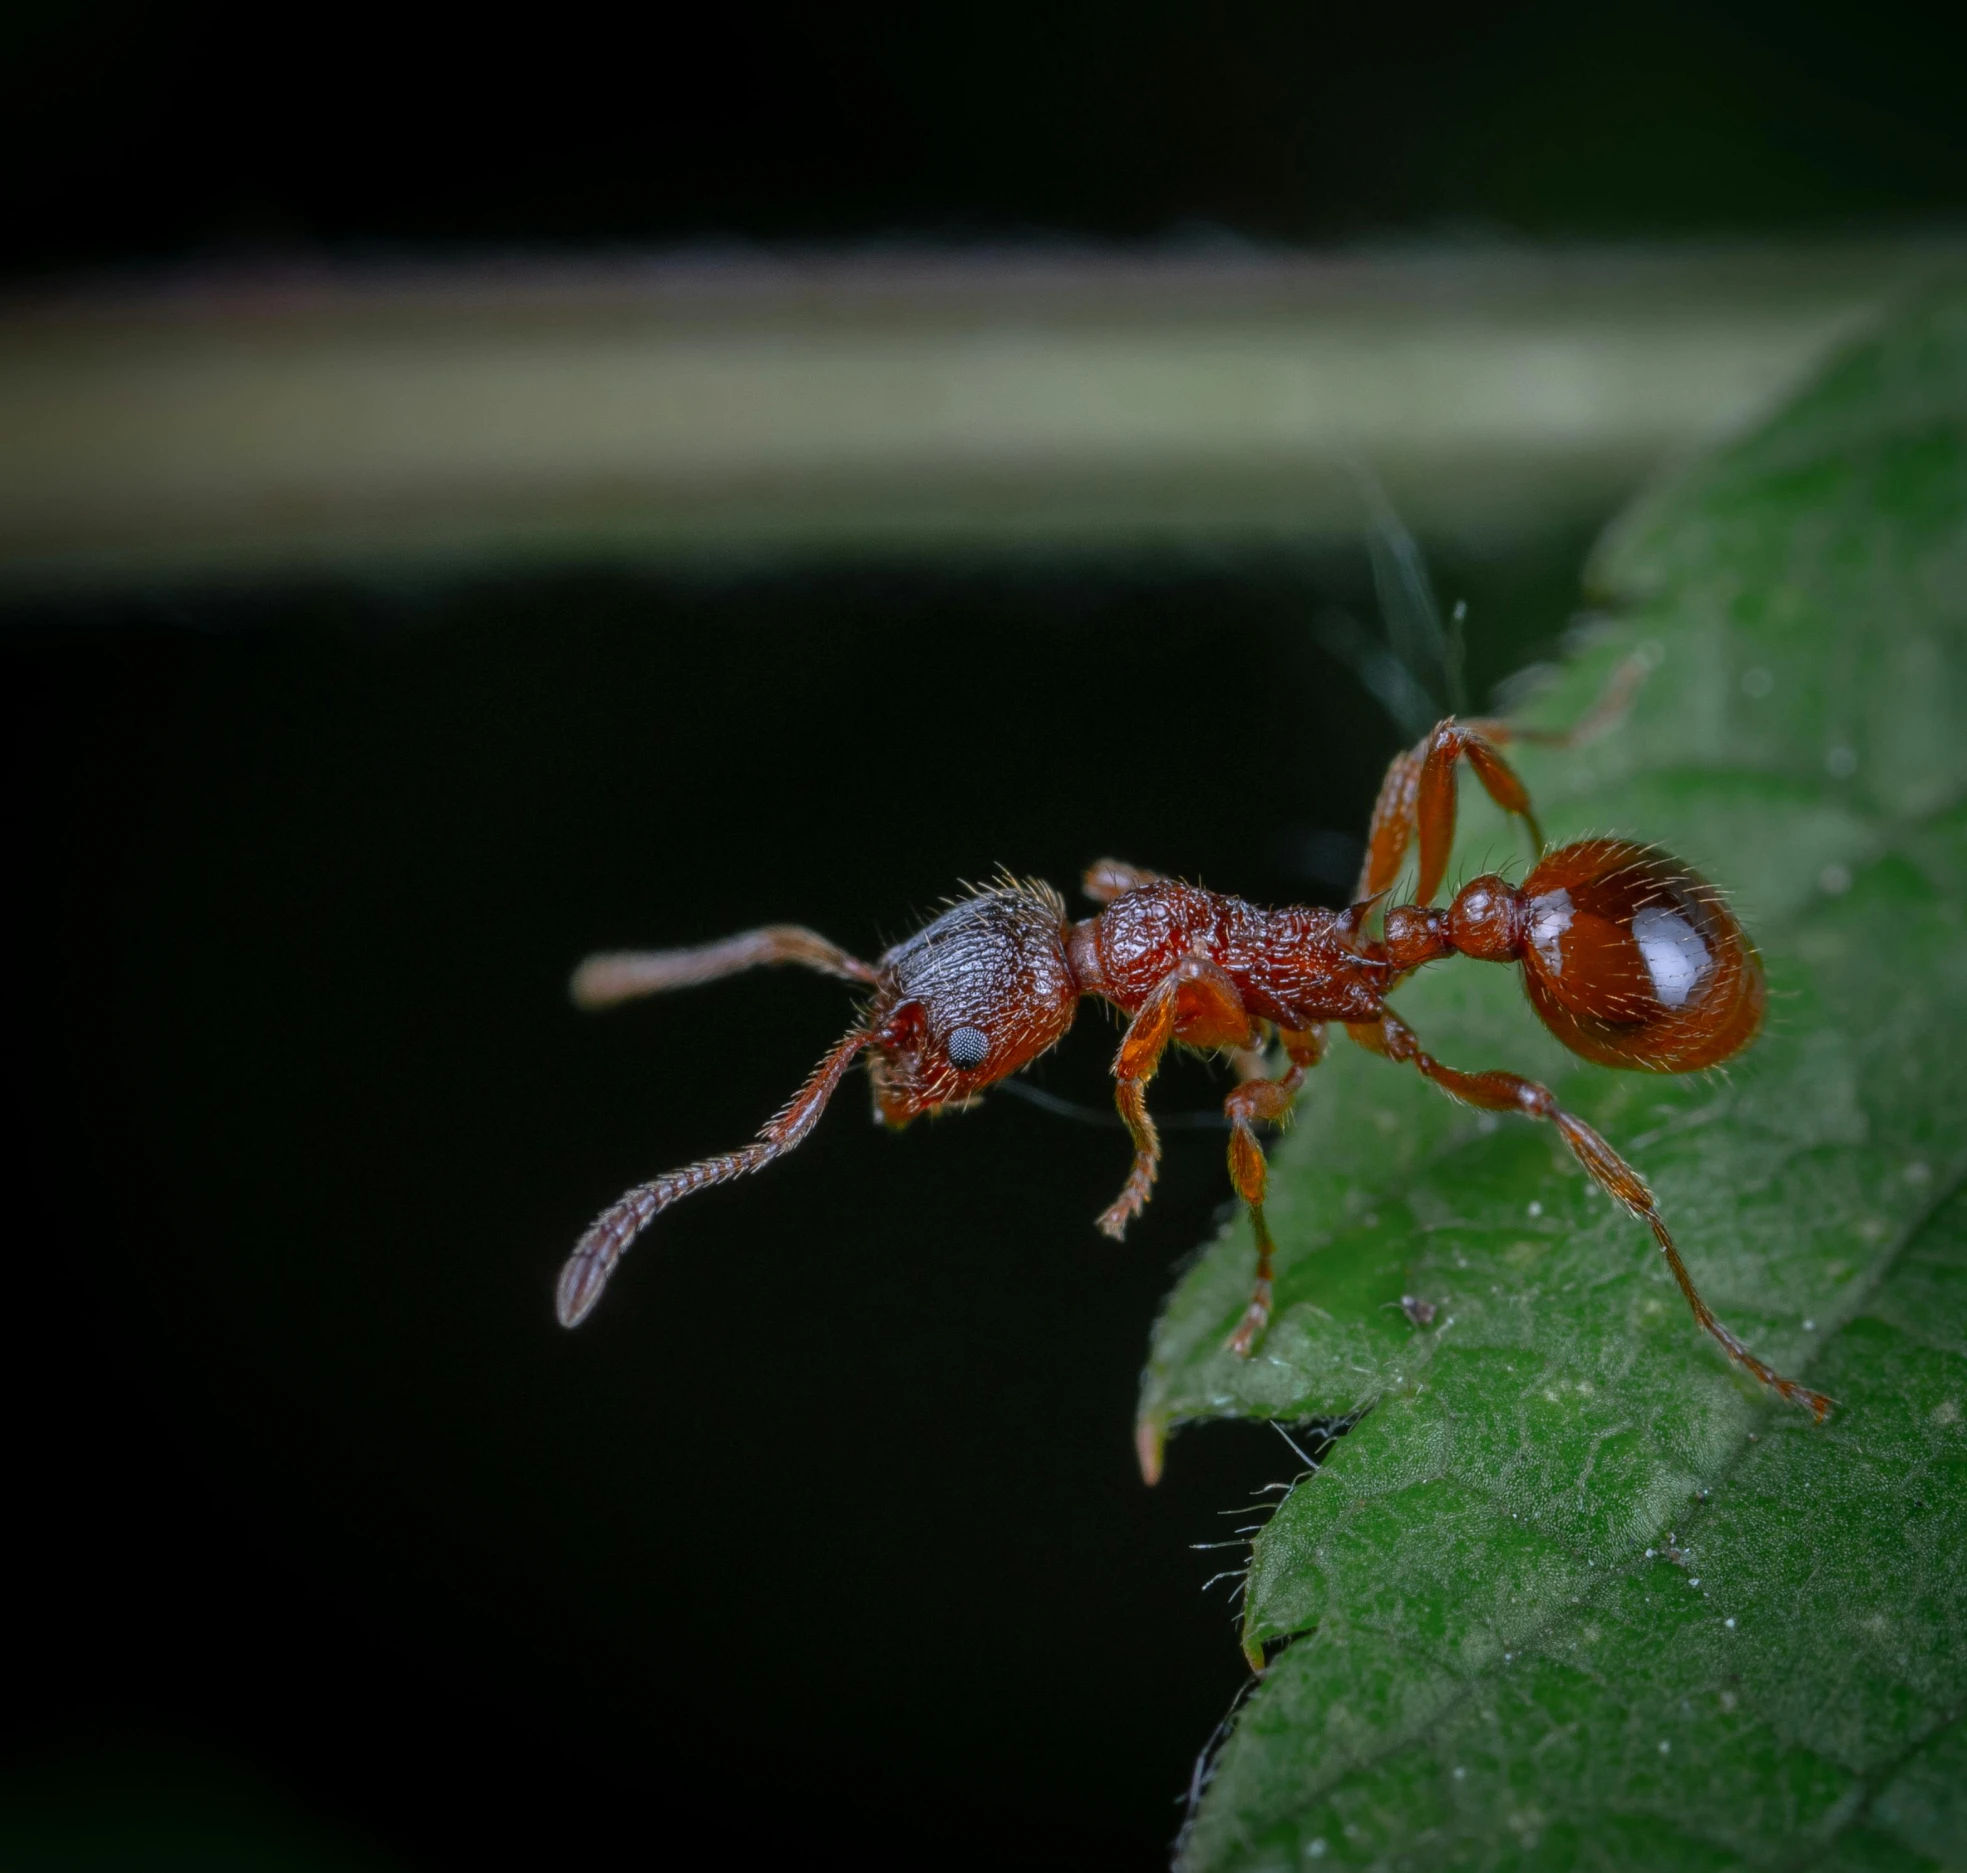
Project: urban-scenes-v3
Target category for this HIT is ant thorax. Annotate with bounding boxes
[1072,880,1387,1030]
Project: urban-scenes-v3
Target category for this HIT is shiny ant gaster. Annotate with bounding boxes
[557,686,1832,1460]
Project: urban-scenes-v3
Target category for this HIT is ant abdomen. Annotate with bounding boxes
[1511,839,1765,1072]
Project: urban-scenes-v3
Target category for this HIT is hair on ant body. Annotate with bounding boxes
[557,689,1831,1457]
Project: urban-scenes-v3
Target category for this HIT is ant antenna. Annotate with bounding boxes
[556,1023,870,1326]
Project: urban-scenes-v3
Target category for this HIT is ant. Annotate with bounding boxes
[556,678,1832,1445]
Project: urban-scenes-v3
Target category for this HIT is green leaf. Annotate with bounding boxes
[1146,286,1967,1869]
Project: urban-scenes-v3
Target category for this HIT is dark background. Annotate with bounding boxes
[4,2,1965,1866]
[4,0,1966,277]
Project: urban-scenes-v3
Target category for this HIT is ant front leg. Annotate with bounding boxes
[1348,1010,1831,1419]
[1223,1026,1325,1356]
[1096,956,1254,1239]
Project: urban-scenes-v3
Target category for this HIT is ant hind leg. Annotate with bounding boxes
[1356,726,1540,905]
[1485,650,1649,753]
[1348,1011,1831,1418]
[1357,745,1424,899]
[1353,654,1650,905]
[1412,724,1542,905]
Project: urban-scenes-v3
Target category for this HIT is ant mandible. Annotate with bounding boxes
[556,678,1833,1440]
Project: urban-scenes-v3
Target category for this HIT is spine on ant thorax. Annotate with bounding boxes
[1067,881,1389,1029]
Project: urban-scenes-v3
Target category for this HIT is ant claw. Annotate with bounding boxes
[1097,1175,1153,1240]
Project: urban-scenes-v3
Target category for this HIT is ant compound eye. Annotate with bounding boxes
[946,1026,991,1071]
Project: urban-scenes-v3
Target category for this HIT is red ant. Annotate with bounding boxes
[557,679,1832,1447]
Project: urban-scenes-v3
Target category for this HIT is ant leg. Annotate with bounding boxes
[1358,745,1424,898]
[1097,957,1255,1239]
[1097,975,1181,1239]
[1353,655,1649,903]
[1411,723,1543,906]
[556,1023,871,1326]
[1229,1018,1276,1085]
[1348,1012,1832,1419]
[1082,858,1166,904]
[1356,723,1540,905]
[1223,1026,1326,1356]
[1471,650,1649,752]
[1101,1076,1164,1240]
[570,926,877,1009]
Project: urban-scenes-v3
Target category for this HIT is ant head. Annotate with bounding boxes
[865,877,1080,1126]
[1516,839,1765,1072]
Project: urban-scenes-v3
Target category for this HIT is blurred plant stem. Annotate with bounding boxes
[2,241,1961,591]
